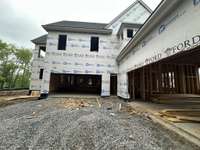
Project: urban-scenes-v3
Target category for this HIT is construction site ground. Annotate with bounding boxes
[129,99,200,147]
[0,96,199,150]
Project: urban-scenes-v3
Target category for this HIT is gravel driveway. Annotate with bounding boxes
[0,97,199,150]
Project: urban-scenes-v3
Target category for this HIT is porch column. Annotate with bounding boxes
[40,68,51,98]
[101,73,110,97]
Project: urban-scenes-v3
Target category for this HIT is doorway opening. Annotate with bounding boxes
[110,74,117,95]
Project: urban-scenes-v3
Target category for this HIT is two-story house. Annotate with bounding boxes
[30,0,152,98]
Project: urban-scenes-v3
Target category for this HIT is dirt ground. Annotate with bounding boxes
[0,97,199,150]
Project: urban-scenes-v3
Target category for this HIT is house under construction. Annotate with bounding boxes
[30,0,200,100]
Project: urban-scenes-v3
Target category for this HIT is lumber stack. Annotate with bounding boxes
[151,94,200,104]
[158,109,200,123]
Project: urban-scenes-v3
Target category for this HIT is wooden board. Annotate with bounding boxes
[159,109,200,123]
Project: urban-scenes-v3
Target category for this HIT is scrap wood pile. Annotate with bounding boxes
[57,98,93,109]
[120,105,137,114]
[158,109,200,123]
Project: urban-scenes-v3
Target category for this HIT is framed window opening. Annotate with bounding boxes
[90,37,99,52]
[58,35,67,50]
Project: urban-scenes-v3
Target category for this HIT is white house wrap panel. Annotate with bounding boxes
[30,0,151,97]
[118,0,200,98]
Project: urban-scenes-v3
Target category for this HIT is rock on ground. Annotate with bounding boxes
[0,98,199,150]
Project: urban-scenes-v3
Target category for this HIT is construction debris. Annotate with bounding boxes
[96,98,101,108]
[158,109,200,123]
[32,112,36,116]
[110,113,116,116]
[151,94,200,104]
[31,91,40,97]
[0,97,198,150]
[58,99,91,109]
[120,105,137,115]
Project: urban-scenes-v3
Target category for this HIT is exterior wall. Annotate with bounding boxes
[30,44,45,91]
[40,32,120,96]
[30,1,151,97]
[118,0,200,99]
[118,72,129,98]
[108,2,151,34]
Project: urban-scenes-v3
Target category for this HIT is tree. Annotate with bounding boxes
[0,40,16,88]
[0,40,32,89]
[1,62,18,88]
[14,48,32,88]
[0,75,5,89]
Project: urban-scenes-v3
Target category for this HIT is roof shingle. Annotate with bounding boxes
[31,34,47,44]
[42,21,112,34]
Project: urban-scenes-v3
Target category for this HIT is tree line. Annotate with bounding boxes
[0,40,32,90]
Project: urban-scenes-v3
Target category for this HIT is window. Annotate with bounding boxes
[39,69,44,80]
[127,29,133,38]
[90,37,99,52]
[38,46,46,58]
[58,35,67,50]
[40,46,46,52]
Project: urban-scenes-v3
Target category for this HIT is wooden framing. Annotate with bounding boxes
[128,47,200,101]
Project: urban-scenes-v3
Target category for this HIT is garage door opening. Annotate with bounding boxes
[49,73,102,95]
[128,46,200,101]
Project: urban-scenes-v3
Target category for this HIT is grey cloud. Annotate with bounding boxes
[0,0,161,49]
[0,0,45,48]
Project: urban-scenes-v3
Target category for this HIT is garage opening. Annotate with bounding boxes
[128,46,200,101]
[49,73,101,95]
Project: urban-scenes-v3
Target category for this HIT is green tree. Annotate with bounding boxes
[0,40,32,89]
[14,48,32,88]
[0,40,16,88]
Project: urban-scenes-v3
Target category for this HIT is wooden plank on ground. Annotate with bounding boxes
[176,116,200,123]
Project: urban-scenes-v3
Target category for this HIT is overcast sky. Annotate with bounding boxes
[0,0,161,49]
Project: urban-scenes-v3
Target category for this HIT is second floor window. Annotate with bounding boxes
[58,35,67,50]
[38,46,46,58]
[90,37,99,52]
[127,29,133,38]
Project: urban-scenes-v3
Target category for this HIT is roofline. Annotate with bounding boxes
[42,25,112,34]
[117,0,182,62]
[31,34,47,45]
[43,20,109,27]
[138,0,153,14]
[106,0,152,29]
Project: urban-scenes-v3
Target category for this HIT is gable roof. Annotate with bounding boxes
[117,0,182,62]
[42,21,112,34]
[31,34,47,44]
[117,23,142,35]
[31,0,152,44]
[106,0,152,29]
